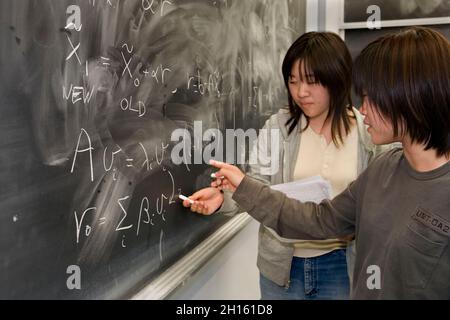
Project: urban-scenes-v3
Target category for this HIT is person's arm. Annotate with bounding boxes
[217,122,278,215]
[230,174,363,240]
[185,116,278,216]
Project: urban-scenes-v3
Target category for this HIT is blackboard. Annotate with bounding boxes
[0,0,302,299]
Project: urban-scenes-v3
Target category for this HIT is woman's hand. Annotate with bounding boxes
[182,187,224,215]
[209,160,245,192]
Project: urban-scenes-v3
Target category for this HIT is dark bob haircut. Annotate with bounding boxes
[353,26,450,156]
[282,32,353,147]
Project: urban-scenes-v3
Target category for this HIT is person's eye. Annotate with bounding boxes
[306,77,317,84]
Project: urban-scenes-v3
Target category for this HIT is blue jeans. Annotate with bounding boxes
[260,249,350,300]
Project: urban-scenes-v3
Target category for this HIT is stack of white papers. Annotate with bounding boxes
[270,175,332,204]
[266,176,332,243]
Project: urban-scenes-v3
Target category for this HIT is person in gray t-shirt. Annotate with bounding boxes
[186,26,450,299]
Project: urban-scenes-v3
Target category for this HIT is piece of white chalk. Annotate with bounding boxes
[179,194,194,204]
[211,173,224,179]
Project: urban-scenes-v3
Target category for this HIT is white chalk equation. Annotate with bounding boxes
[63,1,184,253]
[70,128,180,247]
[141,0,174,17]
[61,35,227,117]
[71,128,170,181]
[186,69,222,98]
[118,42,173,118]
[73,186,175,247]
[60,2,272,253]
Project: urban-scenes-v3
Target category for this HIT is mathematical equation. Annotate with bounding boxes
[63,2,224,120]
[61,2,263,249]
[73,185,177,248]
[70,127,180,247]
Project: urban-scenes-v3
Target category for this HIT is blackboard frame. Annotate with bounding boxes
[131,214,252,300]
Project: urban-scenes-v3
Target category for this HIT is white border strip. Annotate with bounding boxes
[341,17,450,29]
[306,0,320,32]
[131,213,252,300]
[321,0,450,38]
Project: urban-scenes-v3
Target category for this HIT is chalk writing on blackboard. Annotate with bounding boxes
[0,0,302,299]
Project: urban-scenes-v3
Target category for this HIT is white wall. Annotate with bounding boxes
[169,219,261,300]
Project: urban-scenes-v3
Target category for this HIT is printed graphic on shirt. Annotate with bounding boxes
[412,208,450,237]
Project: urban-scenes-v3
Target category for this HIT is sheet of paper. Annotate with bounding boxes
[266,176,333,243]
[270,175,332,204]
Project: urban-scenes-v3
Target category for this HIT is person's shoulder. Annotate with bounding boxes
[369,147,403,169]
[263,107,291,130]
[269,107,290,123]
[359,147,403,186]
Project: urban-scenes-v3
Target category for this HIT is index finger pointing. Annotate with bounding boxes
[209,160,234,170]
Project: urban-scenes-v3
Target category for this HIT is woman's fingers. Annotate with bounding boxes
[190,190,204,200]
[190,201,209,214]
[200,205,210,215]
[210,162,245,188]
[182,199,191,207]
[222,181,236,192]
[211,179,226,188]
[190,201,201,213]
[209,160,234,170]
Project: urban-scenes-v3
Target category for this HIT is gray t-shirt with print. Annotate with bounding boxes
[233,148,450,299]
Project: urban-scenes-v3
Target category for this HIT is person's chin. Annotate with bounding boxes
[367,128,380,144]
[300,107,316,118]
[369,132,391,145]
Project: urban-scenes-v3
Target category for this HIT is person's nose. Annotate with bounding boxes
[360,99,367,116]
[296,81,309,99]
